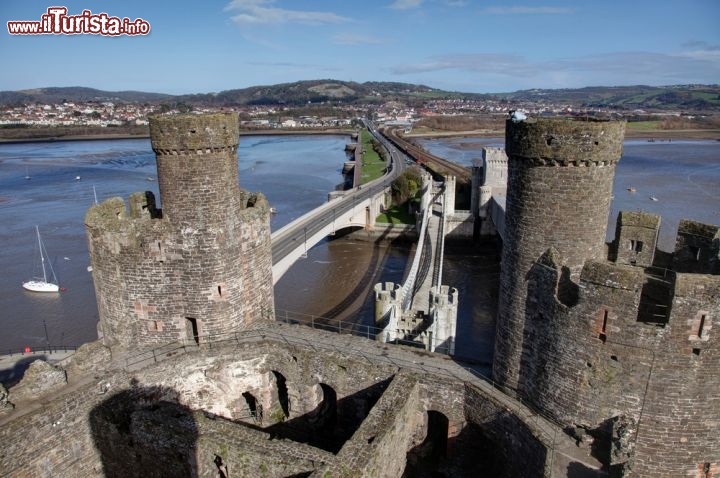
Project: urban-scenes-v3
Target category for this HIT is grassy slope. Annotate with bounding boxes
[360,128,387,183]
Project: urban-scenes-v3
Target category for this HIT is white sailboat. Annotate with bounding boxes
[23,226,60,293]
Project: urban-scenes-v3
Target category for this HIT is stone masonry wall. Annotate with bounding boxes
[84,113,274,351]
[516,248,720,475]
[525,258,658,430]
[195,410,335,478]
[673,219,720,274]
[629,273,720,477]
[613,211,661,266]
[322,374,421,477]
[494,117,626,391]
[464,382,549,478]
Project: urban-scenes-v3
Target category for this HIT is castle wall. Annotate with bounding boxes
[515,250,720,475]
[630,273,720,477]
[673,219,720,274]
[464,383,549,478]
[613,211,660,267]
[1,323,583,478]
[328,374,421,477]
[494,118,626,391]
[84,113,274,351]
[526,259,658,428]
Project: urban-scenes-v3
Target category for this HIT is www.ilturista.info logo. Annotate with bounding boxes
[7,7,150,36]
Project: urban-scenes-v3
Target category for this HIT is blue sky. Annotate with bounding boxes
[2,1,719,95]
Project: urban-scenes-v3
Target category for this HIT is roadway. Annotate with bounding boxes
[271,120,409,268]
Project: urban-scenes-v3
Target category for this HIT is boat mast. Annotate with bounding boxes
[36,225,48,283]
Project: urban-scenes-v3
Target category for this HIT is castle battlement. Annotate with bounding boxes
[517,209,719,475]
[494,115,718,476]
[149,112,240,152]
[505,117,626,166]
[84,113,274,351]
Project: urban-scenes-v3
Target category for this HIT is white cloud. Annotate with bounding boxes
[389,51,720,89]
[388,0,424,10]
[225,0,349,25]
[680,41,720,61]
[333,33,386,45]
[480,6,575,14]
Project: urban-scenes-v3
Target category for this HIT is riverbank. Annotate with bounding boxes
[0,127,354,144]
[406,124,720,141]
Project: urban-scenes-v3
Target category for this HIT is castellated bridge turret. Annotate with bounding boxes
[84,113,274,351]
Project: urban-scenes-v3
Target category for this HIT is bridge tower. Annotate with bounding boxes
[493,117,625,392]
[85,113,274,351]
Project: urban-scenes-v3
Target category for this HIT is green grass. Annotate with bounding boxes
[360,128,386,183]
[376,204,415,225]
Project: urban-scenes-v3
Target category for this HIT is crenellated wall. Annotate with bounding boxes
[494,117,626,391]
[673,219,720,274]
[85,113,274,351]
[513,238,720,476]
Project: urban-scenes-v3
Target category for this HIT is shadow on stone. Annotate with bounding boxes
[567,460,607,478]
[89,385,198,478]
[404,421,504,478]
[0,355,48,388]
[265,377,391,454]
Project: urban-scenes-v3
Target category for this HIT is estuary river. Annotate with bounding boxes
[0,135,718,369]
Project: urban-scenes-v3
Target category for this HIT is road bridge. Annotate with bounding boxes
[270,122,407,283]
[270,121,467,356]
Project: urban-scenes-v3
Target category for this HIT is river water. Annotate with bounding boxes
[1,135,718,368]
[417,136,720,251]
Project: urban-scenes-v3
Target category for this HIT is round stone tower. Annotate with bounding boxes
[150,113,243,224]
[85,113,274,351]
[493,117,626,392]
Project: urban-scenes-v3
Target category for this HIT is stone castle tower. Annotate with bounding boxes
[492,117,720,476]
[494,118,626,390]
[85,113,274,351]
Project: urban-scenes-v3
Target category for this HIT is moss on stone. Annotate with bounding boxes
[618,211,661,229]
[580,260,644,290]
[506,117,626,163]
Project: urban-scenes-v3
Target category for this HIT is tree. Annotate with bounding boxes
[391,166,423,205]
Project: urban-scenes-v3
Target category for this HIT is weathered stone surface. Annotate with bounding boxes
[495,118,625,391]
[493,116,720,476]
[0,324,564,478]
[60,341,112,380]
[9,359,67,403]
[84,112,274,352]
[0,384,13,415]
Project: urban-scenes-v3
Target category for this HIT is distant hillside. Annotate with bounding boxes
[492,84,720,111]
[176,80,459,106]
[0,87,172,106]
[1,82,718,111]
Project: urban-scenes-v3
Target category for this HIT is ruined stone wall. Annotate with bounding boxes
[84,113,274,350]
[195,411,335,477]
[326,374,421,477]
[0,370,131,477]
[464,383,549,478]
[612,211,661,266]
[85,196,179,348]
[629,273,720,477]
[515,249,720,475]
[673,219,720,274]
[494,117,625,391]
[237,191,275,326]
[524,258,658,429]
